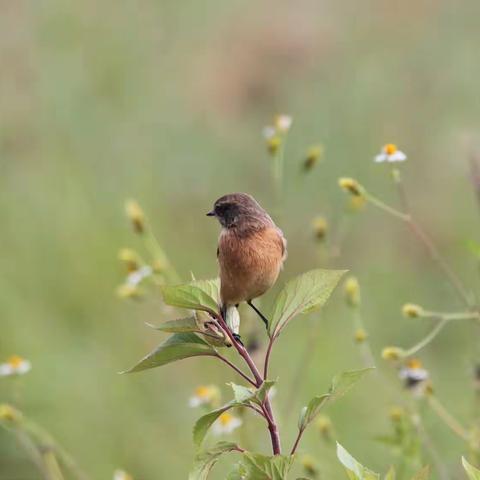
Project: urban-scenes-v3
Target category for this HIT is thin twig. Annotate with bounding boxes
[215,353,256,386]
[428,395,470,442]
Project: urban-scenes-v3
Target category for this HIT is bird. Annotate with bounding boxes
[206,193,287,340]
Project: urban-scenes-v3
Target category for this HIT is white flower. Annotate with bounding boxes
[374,144,407,163]
[262,126,276,139]
[274,114,292,133]
[0,356,31,377]
[113,470,132,480]
[399,359,429,394]
[212,412,242,435]
[188,385,220,408]
[126,266,152,287]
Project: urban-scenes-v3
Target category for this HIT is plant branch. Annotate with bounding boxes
[290,427,305,455]
[427,395,470,442]
[215,353,256,387]
[214,313,282,455]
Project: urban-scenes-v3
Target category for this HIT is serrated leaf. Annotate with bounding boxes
[191,278,221,305]
[241,452,294,480]
[153,316,199,333]
[337,443,380,480]
[188,442,239,480]
[298,368,373,430]
[384,466,396,480]
[463,458,480,480]
[161,283,219,315]
[270,269,346,334]
[410,466,430,480]
[123,333,215,373]
[229,381,276,406]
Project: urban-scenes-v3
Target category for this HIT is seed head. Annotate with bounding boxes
[125,200,145,234]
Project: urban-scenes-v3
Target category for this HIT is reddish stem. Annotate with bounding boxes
[214,314,282,455]
[215,353,256,387]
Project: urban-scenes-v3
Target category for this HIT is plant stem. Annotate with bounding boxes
[290,427,304,455]
[427,395,470,442]
[215,314,282,454]
[402,319,449,357]
[371,169,473,308]
[215,353,256,386]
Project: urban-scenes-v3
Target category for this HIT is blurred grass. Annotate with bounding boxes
[1,0,480,478]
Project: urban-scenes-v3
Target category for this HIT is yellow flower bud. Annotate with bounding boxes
[349,195,366,211]
[116,284,141,299]
[118,248,140,273]
[344,276,360,307]
[338,177,363,196]
[382,346,404,361]
[125,200,145,234]
[402,303,424,318]
[312,216,328,241]
[300,454,318,476]
[315,414,332,436]
[0,404,21,423]
[267,136,282,155]
[354,328,367,344]
[389,405,405,422]
[303,145,324,171]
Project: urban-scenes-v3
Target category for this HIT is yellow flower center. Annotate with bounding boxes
[195,386,212,399]
[7,355,24,368]
[384,144,397,155]
[406,358,422,370]
[218,412,233,426]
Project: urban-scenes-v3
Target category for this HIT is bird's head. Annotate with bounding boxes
[206,193,272,230]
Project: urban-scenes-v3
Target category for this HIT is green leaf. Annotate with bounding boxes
[270,269,346,334]
[191,278,221,305]
[153,316,198,333]
[384,467,396,480]
[336,443,380,480]
[463,457,480,480]
[193,405,235,447]
[298,394,330,430]
[410,466,430,480]
[298,368,373,430]
[241,452,294,480]
[188,442,239,480]
[122,333,215,373]
[229,381,276,406]
[161,283,219,315]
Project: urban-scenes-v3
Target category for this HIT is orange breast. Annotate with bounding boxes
[218,227,286,305]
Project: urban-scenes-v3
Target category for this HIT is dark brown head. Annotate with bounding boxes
[206,193,273,230]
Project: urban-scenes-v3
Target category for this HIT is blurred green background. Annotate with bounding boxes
[1,0,480,478]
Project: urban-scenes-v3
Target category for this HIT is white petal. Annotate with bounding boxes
[389,151,407,162]
[16,361,31,375]
[0,364,13,376]
[188,396,203,408]
[225,417,242,433]
[263,126,275,139]
[374,153,387,163]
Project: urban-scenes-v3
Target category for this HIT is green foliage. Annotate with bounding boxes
[269,269,346,335]
[193,382,276,447]
[189,442,239,480]
[161,282,219,315]
[153,315,199,333]
[410,466,430,480]
[229,381,276,406]
[123,333,215,373]
[336,442,380,480]
[463,457,480,480]
[298,368,373,430]
[230,452,294,480]
[384,466,396,480]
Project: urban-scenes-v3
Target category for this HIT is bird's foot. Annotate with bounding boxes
[232,333,244,346]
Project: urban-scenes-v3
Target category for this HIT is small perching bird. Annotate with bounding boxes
[206,193,287,339]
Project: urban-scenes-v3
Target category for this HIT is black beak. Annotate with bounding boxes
[206,210,215,217]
